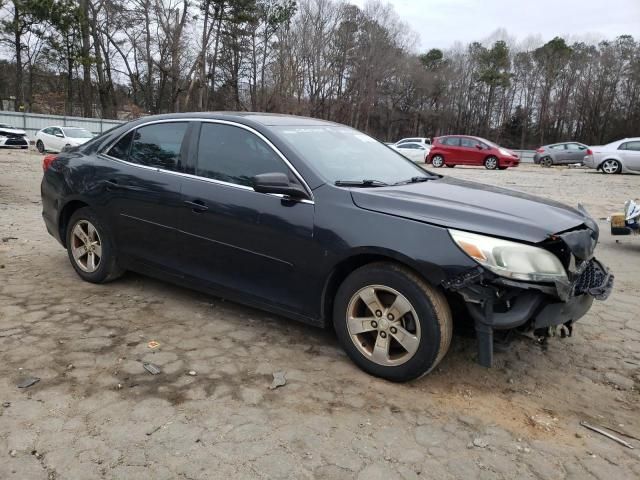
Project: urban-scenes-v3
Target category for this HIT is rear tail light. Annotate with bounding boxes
[42,154,58,171]
[586,149,593,155]
[536,148,544,153]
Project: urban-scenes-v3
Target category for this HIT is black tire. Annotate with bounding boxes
[431,155,445,168]
[36,140,45,154]
[484,156,498,170]
[65,207,124,283]
[333,262,452,382]
[541,157,553,167]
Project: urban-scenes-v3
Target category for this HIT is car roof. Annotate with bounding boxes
[126,112,342,128]
[440,134,488,141]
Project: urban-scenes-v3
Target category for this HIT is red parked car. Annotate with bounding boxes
[427,135,520,170]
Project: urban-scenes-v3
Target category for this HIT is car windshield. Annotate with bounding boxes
[63,127,93,138]
[273,126,431,184]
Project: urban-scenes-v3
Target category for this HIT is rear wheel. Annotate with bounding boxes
[65,207,124,283]
[333,262,452,382]
[36,140,45,154]
[484,156,498,170]
[431,155,445,168]
[601,159,621,174]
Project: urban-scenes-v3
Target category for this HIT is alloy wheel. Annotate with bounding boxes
[346,285,421,367]
[70,220,102,272]
[601,159,620,174]
[432,156,444,167]
[484,157,498,170]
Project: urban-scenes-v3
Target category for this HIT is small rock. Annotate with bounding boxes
[17,377,40,389]
[2,402,10,408]
[187,370,197,376]
[472,438,488,448]
[269,371,286,390]
[66,364,74,371]
[9,450,17,457]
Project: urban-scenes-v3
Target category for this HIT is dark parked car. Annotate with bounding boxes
[427,135,520,169]
[41,113,613,381]
[534,142,588,166]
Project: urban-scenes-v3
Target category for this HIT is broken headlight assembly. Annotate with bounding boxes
[449,229,568,283]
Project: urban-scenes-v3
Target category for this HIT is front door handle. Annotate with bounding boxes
[184,199,208,213]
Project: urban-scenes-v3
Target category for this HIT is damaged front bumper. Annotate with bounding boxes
[443,256,614,368]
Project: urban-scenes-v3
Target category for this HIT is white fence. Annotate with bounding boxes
[0,111,124,141]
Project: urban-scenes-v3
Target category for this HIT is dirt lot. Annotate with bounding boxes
[0,149,639,479]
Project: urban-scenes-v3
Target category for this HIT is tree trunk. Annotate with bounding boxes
[79,0,93,117]
[13,3,23,112]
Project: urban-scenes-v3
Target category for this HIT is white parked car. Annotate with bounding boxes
[0,123,29,149]
[35,126,94,153]
[583,138,640,174]
[394,137,431,147]
[391,141,430,163]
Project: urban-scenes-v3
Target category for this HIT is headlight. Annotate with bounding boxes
[498,147,512,156]
[449,229,567,283]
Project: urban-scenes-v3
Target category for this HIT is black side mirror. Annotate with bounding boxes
[253,172,308,199]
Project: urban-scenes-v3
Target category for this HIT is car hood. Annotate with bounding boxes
[68,137,91,145]
[350,176,593,243]
[0,127,26,136]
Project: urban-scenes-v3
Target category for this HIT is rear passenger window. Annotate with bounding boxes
[107,132,133,160]
[621,141,640,151]
[129,122,188,171]
[442,137,460,146]
[196,123,290,187]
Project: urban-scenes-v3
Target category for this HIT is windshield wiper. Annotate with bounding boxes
[334,179,389,187]
[393,176,433,185]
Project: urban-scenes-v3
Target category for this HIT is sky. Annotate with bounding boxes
[350,0,640,51]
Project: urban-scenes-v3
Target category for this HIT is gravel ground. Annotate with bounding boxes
[0,149,639,479]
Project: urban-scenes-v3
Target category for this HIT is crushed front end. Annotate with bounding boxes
[443,217,614,367]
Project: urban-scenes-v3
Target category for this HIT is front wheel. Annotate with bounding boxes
[333,262,452,382]
[600,159,621,174]
[484,156,498,170]
[66,207,124,283]
[36,140,45,154]
[431,155,445,168]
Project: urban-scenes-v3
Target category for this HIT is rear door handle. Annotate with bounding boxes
[184,199,208,213]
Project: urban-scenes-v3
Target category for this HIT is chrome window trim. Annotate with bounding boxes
[100,117,314,202]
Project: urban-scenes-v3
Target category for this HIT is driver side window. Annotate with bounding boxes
[196,123,291,187]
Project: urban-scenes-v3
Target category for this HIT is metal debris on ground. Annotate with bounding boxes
[17,377,40,388]
[2,402,10,408]
[147,340,160,349]
[598,424,640,442]
[143,363,161,375]
[580,421,635,449]
[269,371,286,390]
